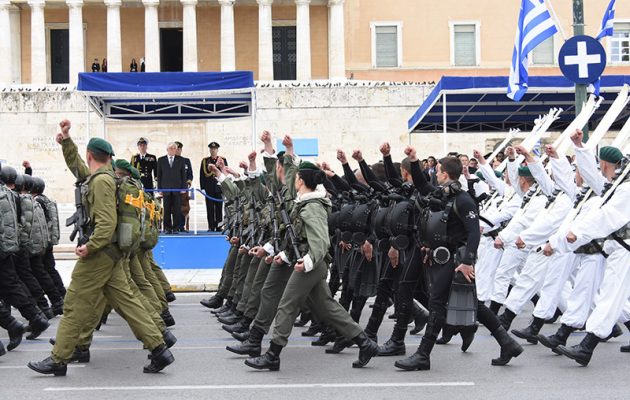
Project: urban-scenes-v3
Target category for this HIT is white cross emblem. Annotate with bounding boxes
[564,41,602,79]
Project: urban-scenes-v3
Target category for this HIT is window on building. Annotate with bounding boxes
[453,24,478,66]
[371,23,402,68]
[610,22,630,63]
[532,36,555,65]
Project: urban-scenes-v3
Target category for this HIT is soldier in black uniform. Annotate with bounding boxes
[131,137,158,191]
[199,142,227,232]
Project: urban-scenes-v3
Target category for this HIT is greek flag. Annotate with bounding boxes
[507,0,558,101]
[590,0,616,96]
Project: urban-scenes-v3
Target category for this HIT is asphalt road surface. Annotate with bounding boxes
[1,293,628,400]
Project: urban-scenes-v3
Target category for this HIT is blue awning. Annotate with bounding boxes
[77,71,255,121]
[408,75,630,133]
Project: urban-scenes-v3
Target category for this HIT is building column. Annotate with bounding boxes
[28,0,46,84]
[257,0,273,80]
[143,0,160,72]
[327,0,345,80]
[66,0,83,85]
[181,0,198,72]
[295,0,311,80]
[0,0,12,85]
[9,5,21,83]
[218,0,235,71]
[104,0,122,72]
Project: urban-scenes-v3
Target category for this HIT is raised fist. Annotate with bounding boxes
[570,129,584,148]
[260,130,272,144]
[352,149,363,162]
[505,146,515,159]
[282,135,293,148]
[337,149,348,164]
[248,151,257,162]
[404,146,417,161]
[59,119,71,137]
[208,163,220,175]
[239,161,248,169]
[216,157,225,169]
[379,142,391,156]
[22,160,31,169]
[544,144,558,159]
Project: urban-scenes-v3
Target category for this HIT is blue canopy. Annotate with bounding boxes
[408,75,630,133]
[77,71,255,121]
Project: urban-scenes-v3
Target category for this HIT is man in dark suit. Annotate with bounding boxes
[157,142,187,234]
[199,142,227,231]
[130,137,158,191]
[175,141,193,232]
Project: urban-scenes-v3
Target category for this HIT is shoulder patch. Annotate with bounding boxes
[466,210,478,220]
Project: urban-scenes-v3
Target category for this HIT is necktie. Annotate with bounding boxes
[169,157,173,167]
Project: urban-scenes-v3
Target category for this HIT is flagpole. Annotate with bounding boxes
[546,0,567,41]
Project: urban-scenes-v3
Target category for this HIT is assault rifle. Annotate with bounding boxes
[275,192,302,261]
[65,181,90,246]
[269,194,280,253]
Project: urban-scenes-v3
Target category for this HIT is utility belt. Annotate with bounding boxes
[428,244,466,266]
[608,225,630,252]
[574,239,608,258]
[482,230,498,240]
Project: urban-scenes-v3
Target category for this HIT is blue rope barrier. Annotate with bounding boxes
[143,188,224,203]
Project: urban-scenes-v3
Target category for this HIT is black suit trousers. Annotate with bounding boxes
[205,195,223,230]
[163,191,182,231]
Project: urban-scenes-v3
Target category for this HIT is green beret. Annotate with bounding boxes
[298,161,320,171]
[130,166,141,180]
[599,146,623,164]
[87,137,115,156]
[475,171,486,181]
[475,170,503,182]
[114,159,133,175]
[518,166,533,177]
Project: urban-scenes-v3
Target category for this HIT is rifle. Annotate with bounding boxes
[270,194,280,253]
[65,181,91,246]
[277,199,302,261]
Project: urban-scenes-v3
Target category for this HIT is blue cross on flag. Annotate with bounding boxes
[559,35,607,85]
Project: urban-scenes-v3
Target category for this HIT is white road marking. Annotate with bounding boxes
[44,382,475,392]
[0,365,86,370]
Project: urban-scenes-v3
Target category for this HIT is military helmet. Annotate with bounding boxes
[22,174,34,192]
[31,177,46,195]
[0,165,17,185]
[14,174,25,192]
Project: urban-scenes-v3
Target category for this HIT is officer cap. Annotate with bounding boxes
[130,166,142,180]
[137,137,148,145]
[114,159,133,176]
[208,141,220,148]
[599,146,623,164]
[87,137,115,157]
[518,166,532,177]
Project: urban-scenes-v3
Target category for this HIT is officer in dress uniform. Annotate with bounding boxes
[200,142,227,231]
[131,137,157,191]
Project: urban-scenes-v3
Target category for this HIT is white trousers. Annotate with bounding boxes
[504,250,552,315]
[490,245,528,304]
[560,253,606,328]
[586,249,630,338]
[532,253,576,320]
[476,236,504,302]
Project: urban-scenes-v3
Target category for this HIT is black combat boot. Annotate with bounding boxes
[200,295,224,309]
[511,316,545,344]
[490,326,524,366]
[163,329,177,348]
[621,321,630,353]
[294,312,311,327]
[394,337,433,371]
[48,338,91,363]
[377,326,407,356]
[410,304,430,335]
[211,298,233,315]
[460,323,478,352]
[435,324,458,345]
[325,336,354,354]
[6,318,26,351]
[556,332,600,366]
[351,331,379,368]
[227,326,264,357]
[218,310,243,325]
[165,291,177,303]
[244,341,282,371]
[51,300,64,316]
[498,308,517,331]
[143,345,175,373]
[489,301,502,315]
[28,357,68,376]
[538,324,575,354]
[0,340,5,357]
[223,316,252,334]
[364,302,388,343]
[161,309,176,327]
[311,325,336,346]
[302,321,322,337]
[232,330,250,342]
[600,323,623,342]
[26,313,50,340]
[41,306,54,320]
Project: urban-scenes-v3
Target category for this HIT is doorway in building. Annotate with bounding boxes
[50,29,69,84]
[160,28,183,72]
[273,26,296,80]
